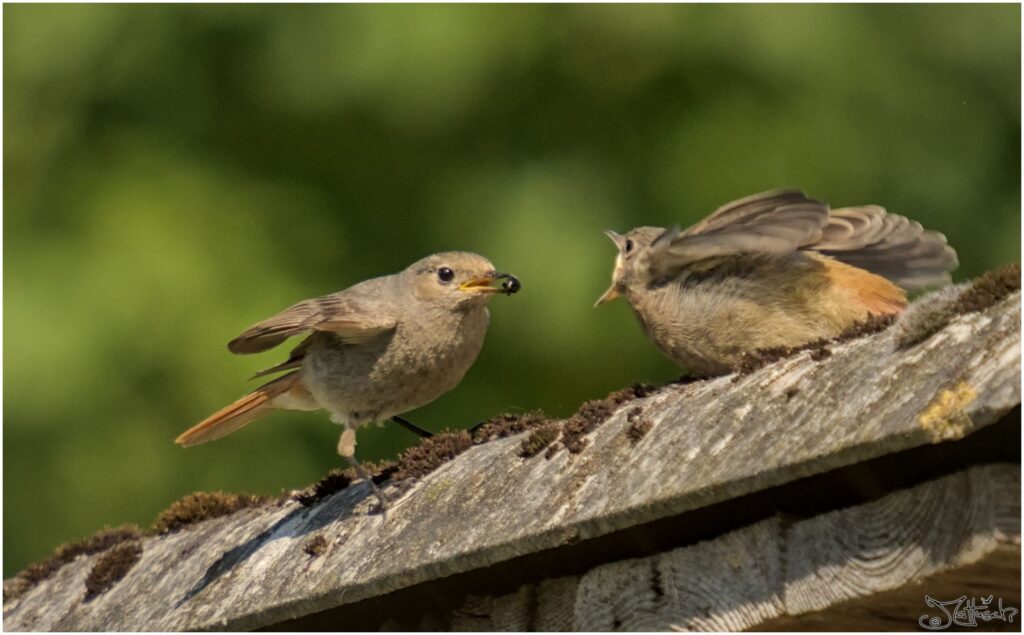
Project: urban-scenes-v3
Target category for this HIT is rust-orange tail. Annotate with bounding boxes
[823,256,908,316]
[176,372,311,447]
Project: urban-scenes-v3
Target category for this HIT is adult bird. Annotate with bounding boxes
[177,252,520,511]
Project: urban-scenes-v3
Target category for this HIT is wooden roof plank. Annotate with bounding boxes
[3,288,1019,631]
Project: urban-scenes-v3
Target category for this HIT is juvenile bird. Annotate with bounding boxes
[596,189,958,376]
[176,252,520,511]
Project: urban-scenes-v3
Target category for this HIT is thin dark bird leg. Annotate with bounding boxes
[390,415,433,439]
[347,455,388,520]
[393,415,487,439]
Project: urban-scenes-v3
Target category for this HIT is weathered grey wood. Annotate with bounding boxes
[761,543,1021,631]
[4,289,1019,632]
[782,463,1020,616]
[451,573,583,632]
[456,464,1020,631]
[577,516,786,631]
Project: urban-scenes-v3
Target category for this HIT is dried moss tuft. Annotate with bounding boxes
[625,406,653,444]
[84,541,143,600]
[832,313,897,343]
[293,460,398,507]
[152,491,269,534]
[557,384,654,455]
[897,265,1019,349]
[561,401,609,454]
[4,524,143,601]
[303,534,329,557]
[472,410,550,443]
[733,344,804,376]
[295,469,353,507]
[608,383,657,404]
[809,347,832,361]
[393,430,473,481]
[519,424,560,458]
[952,263,1020,314]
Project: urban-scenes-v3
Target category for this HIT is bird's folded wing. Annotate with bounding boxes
[249,336,314,378]
[642,190,830,280]
[227,294,397,354]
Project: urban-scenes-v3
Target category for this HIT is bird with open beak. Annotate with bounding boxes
[176,252,520,513]
[596,189,958,377]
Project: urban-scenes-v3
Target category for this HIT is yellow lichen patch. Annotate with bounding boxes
[918,381,978,442]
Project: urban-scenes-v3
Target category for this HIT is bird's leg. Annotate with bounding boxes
[390,416,433,439]
[337,428,388,519]
[347,455,388,520]
[393,415,489,439]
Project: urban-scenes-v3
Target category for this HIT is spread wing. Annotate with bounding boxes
[641,189,958,291]
[812,206,959,290]
[642,189,830,280]
[680,189,825,236]
[227,291,397,355]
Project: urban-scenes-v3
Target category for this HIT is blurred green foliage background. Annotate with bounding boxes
[4,4,1020,576]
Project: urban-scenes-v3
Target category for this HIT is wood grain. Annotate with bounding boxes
[453,464,1019,631]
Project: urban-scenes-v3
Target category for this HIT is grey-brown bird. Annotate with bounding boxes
[596,189,958,376]
[176,252,520,510]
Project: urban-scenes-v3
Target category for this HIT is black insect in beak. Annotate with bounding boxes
[497,273,521,296]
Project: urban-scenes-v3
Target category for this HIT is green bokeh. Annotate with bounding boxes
[4,4,1019,576]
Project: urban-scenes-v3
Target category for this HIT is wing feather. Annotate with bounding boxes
[680,189,818,236]
[643,191,830,280]
[249,335,315,378]
[228,292,397,355]
[641,191,958,291]
[813,206,959,290]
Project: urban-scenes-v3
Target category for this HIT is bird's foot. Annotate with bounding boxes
[347,456,390,521]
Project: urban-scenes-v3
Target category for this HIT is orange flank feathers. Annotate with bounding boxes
[175,372,315,447]
[823,256,908,316]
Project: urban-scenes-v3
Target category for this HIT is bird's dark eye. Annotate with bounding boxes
[624,239,634,253]
[437,267,455,283]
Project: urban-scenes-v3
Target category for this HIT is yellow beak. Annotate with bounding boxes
[604,229,624,247]
[459,275,503,294]
[594,285,621,307]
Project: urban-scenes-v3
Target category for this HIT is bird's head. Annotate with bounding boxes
[595,227,664,306]
[408,251,520,309]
